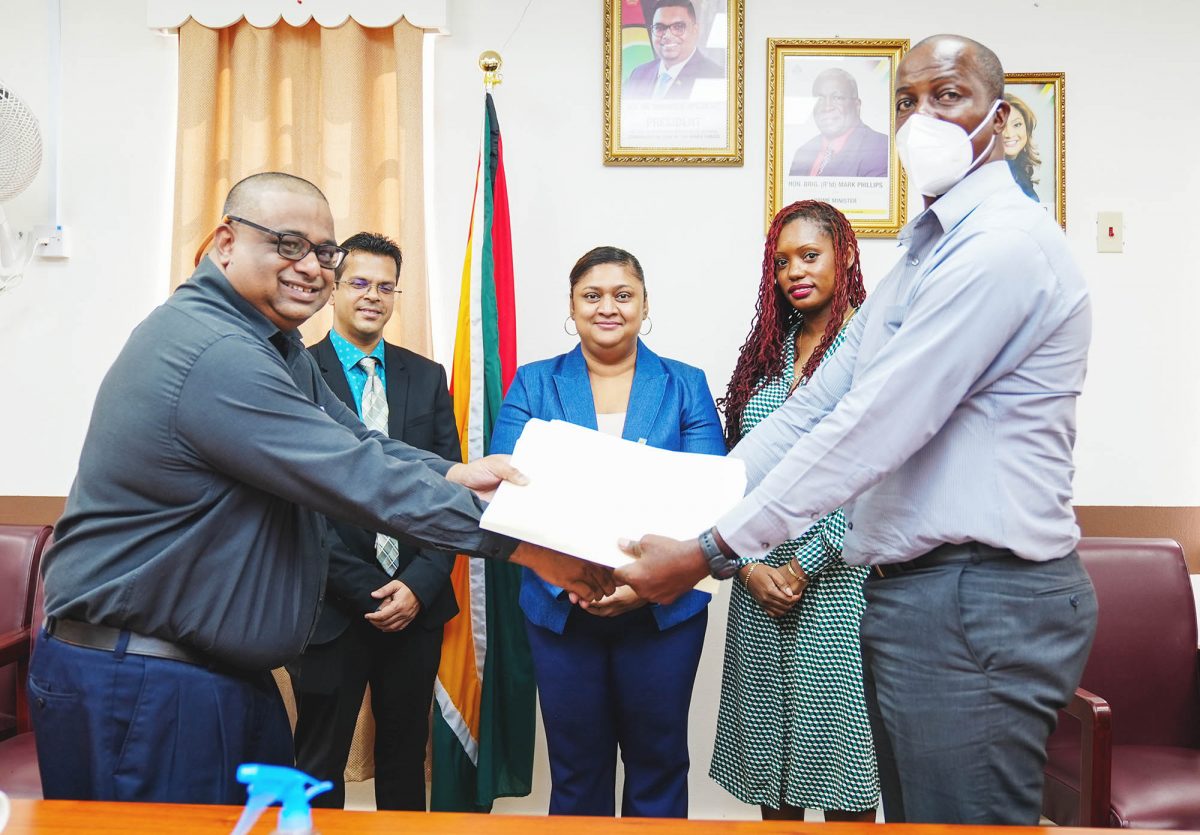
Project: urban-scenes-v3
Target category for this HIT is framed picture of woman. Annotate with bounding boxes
[1003,72,1066,229]
[604,0,744,165]
[765,39,908,237]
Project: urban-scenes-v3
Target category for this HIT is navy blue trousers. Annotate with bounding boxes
[525,606,706,818]
[29,632,292,803]
[859,548,1097,824]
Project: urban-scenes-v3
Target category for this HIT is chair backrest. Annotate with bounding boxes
[29,534,50,647]
[1074,537,1200,747]
[0,525,53,732]
[0,525,52,634]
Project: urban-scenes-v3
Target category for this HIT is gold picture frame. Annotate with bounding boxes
[766,38,907,237]
[1003,72,1066,229]
[604,0,744,166]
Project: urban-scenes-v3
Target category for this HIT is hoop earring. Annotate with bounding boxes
[564,316,578,336]
[640,317,653,336]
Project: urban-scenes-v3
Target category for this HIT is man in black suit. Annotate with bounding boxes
[624,0,724,100]
[289,231,459,811]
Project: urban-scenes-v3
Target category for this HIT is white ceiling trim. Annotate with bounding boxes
[147,0,448,32]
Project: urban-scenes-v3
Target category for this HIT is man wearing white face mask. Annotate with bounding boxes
[613,34,1097,826]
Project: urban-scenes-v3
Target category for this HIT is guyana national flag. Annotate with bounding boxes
[621,0,655,82]
[431,91,535,812]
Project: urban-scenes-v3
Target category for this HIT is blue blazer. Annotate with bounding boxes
[489,340,726,634]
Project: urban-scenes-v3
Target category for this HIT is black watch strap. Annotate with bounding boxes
[698,528,738,580]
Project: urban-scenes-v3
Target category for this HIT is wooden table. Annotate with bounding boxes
[5,800,1195,834]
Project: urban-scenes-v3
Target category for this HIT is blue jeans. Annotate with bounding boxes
[860,547,1097,824]
[29,631,292,803]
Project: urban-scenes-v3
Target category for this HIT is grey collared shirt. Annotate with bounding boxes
[44,258,514,671]
[718,162,1090,565]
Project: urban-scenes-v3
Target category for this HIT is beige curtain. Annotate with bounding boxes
[171,17,430,354]
[173,17,433,783]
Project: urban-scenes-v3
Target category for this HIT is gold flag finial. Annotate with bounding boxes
[479,50,503,90]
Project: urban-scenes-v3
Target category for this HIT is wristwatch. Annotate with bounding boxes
[698,527,739,580]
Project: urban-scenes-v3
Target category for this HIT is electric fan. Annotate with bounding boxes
[0,79,44,291]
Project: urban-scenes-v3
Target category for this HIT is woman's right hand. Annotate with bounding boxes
[740,563,799,617]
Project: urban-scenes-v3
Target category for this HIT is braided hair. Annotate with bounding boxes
[719,201,866,449]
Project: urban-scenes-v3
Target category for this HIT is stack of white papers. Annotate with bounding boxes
[480,419,747,584]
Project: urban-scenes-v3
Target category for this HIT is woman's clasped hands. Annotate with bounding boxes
[739,559,808,618]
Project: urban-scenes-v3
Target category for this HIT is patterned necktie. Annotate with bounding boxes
[815,144,836,175]
[359,357,400,576]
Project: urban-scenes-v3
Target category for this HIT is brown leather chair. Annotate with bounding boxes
[0,525,52,741]
[1042,537,1200,828]
[0,546,47,798]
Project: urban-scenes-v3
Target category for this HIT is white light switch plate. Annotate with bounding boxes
[1097,212,1123,253]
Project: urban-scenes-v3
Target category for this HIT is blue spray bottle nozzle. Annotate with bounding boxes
[231,763,333,835]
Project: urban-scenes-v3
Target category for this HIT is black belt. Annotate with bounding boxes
[46,618,210,667]
[871,541,1020,580]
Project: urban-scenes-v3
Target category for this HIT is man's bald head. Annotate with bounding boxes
[222,172,329,220]
[896,35,1009,203]
[813,67,859,100]
[212,171,336,332]
[907,35,1004,101]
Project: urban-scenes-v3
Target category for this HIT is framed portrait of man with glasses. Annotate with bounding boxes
[604,0,744,165]
[766,39,908,237]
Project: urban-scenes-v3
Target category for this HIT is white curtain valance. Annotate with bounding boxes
[147,0,447,32]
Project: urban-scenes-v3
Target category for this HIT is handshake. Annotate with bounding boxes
[446,452,721,605]
[511,535,712,606]
[509,535,714,607]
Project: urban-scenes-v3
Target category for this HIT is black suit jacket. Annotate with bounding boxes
[306,335,461,649]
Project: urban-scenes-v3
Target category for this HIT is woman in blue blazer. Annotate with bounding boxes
[489,246,725,818]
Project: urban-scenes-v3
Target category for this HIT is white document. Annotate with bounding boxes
[480,419,747,590]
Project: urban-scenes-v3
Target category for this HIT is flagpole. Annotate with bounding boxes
[435,48,533,814]
[478,50,503,90]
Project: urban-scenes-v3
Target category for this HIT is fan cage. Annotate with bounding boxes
[0,82,43,203]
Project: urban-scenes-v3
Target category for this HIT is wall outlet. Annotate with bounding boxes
[34,225,71,259]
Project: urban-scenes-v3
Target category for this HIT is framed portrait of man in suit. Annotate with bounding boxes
[605,0,744,165]
[766,39,908,237]
[1003,72,1066,229]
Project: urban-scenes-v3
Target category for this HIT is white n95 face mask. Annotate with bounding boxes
[896,99,1002,197]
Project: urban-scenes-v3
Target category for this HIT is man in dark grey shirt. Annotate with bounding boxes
[29,172,612,805]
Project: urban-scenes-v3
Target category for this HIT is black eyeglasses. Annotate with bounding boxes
[651,21,690,38]
[225,215,348,270]
[338,277,400,296]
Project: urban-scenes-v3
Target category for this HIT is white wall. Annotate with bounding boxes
[0,0,177,495]
[0,0,1197,820]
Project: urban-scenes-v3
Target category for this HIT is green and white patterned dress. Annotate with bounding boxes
[710,320,879,812]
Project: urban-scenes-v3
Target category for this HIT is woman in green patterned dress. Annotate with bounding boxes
[710,200,878,823]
